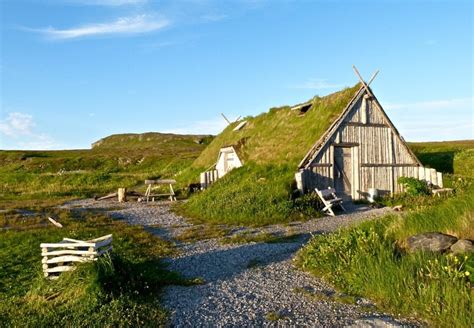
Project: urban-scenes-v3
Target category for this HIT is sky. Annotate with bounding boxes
[0,0,472,150]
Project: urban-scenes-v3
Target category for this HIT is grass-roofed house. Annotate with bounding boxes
[184,79,443,223]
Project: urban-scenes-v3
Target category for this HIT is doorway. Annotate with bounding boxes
[334,146,352,198]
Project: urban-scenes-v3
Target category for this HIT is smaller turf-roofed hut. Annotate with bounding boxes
[216,146,243,177]
[200,145,243,188]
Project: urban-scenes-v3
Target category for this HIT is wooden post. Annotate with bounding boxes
[437,172,443,188]
[118,188,127,202]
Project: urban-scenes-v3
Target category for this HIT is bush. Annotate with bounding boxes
[398,177,431,196]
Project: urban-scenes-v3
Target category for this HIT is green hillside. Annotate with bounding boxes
[408,140,474,176]
[0,132,213,207]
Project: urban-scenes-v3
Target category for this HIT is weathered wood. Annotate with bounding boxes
[233,121,247,131]
[437,172,443,188]
[97,192,117,201]
[40,242,96,248]
[346,122,388,128]
[221,113,231,125]
[430,168,438,186]
[43,255,89,264]
[118,188,127,202]
[145,179,176,185]
[360,163,419,167]
[47,217,63,228]
[42,250,97,257]
[46,266,76,273]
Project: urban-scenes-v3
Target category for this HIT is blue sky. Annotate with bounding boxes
[0,0,472,150]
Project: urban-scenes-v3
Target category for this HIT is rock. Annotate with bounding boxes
[450,239,474,254]
[407,232,457,253]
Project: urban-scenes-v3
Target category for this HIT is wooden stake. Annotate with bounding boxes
[221,113,231,125]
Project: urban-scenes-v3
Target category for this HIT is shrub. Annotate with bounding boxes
[398,177,431,196]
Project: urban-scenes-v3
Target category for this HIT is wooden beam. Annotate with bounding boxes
[333,142,359,147]
[221,113,231,125]
[345,122,388,128]
[309,163,333,168]
[360,163,419,167]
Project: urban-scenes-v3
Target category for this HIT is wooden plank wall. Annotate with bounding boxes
[301,94,443,198]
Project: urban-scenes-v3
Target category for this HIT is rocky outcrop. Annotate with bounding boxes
[450,239,474,254]
[407,232,457,253]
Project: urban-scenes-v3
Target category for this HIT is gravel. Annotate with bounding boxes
[61,199,418,327]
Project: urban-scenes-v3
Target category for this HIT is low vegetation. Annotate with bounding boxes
[0,132,212,208]
[0,208,190,327]
[297,143,474,327]
[179,164,321,226]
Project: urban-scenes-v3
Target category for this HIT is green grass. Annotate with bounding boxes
[0,132,212,207]
[178,164,322,226]
[408,140,474,176]
[297,179,474,326]
[0,208,191,327]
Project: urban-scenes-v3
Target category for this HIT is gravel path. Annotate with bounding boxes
[62,199,418,327]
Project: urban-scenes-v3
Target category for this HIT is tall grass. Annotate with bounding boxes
[297,183,474,327]
[0,209,184,327]
[179,164,321,226]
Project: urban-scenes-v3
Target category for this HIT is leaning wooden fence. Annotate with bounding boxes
[40,234,112,279]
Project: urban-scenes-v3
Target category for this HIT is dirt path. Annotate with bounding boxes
[63,200,417,327]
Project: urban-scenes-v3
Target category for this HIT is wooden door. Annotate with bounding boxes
[334,147,352,197]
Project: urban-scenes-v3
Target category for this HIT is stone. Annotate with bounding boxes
[407,232,457,253]
[450,239,474,254]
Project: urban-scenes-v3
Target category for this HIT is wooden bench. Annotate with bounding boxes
[432,188,454,197]
[315,188,346,216]
[40,234,112,279]
[144,179,177,202]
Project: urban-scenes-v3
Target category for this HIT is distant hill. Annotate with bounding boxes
[92,132,213,150]
[0,132,214,204]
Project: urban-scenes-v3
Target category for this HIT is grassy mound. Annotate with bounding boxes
[180,164,321,226]
[0,208,185,326]
[0,132,213,207]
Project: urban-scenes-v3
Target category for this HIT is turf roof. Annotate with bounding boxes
[192,83,362,169]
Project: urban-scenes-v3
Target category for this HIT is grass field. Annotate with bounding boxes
[0,132,212,208]
[0,208,195,327]
[297,141,474,327]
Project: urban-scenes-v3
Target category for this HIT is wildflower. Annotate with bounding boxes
[465,271,471,277]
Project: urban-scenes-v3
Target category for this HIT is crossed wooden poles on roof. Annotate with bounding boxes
[220,66,380,127]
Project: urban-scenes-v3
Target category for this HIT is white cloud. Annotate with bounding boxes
[0,112,59,150]
[385,97,473,111]
[291,78,345,90]
[0,112,35,137]
[27,14,170,40]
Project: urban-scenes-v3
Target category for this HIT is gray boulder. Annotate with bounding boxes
[407,232,457,253]
[450,239,474,254]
